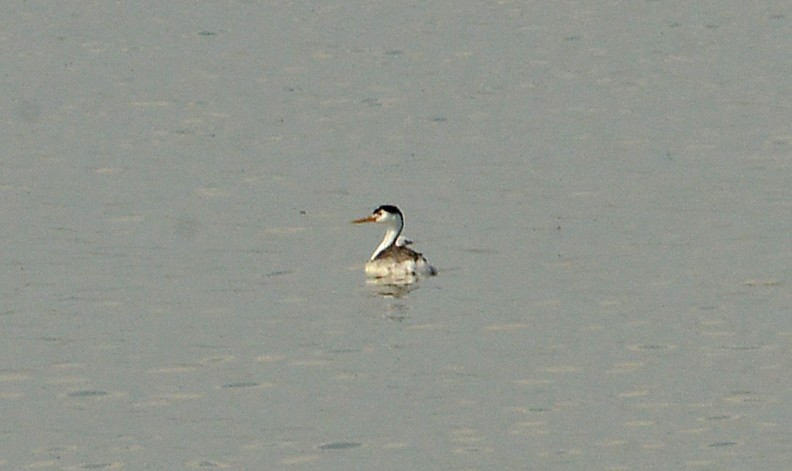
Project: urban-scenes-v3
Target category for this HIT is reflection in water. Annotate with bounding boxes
[361,277,423,321]
[366,277,420,299]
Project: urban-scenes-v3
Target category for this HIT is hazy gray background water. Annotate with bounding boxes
[2,1,791,469]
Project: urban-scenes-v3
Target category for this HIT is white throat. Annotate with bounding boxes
[371,218,403,260]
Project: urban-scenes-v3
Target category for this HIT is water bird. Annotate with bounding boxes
[352,205,437,280]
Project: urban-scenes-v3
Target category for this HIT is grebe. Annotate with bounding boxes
[353,205,437,280]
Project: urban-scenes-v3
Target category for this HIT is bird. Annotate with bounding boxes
[352,205,437,280]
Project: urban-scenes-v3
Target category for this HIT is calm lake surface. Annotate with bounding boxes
[2,1,791,469]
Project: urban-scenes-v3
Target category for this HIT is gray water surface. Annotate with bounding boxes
[2,1,791,469]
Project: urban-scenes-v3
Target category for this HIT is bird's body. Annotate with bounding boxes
[353,205,436,281]
[364,242,436,279]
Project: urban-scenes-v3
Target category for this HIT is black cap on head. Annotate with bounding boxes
[375,205,402,215]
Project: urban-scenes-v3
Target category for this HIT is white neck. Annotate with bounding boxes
[371,218,403,260]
